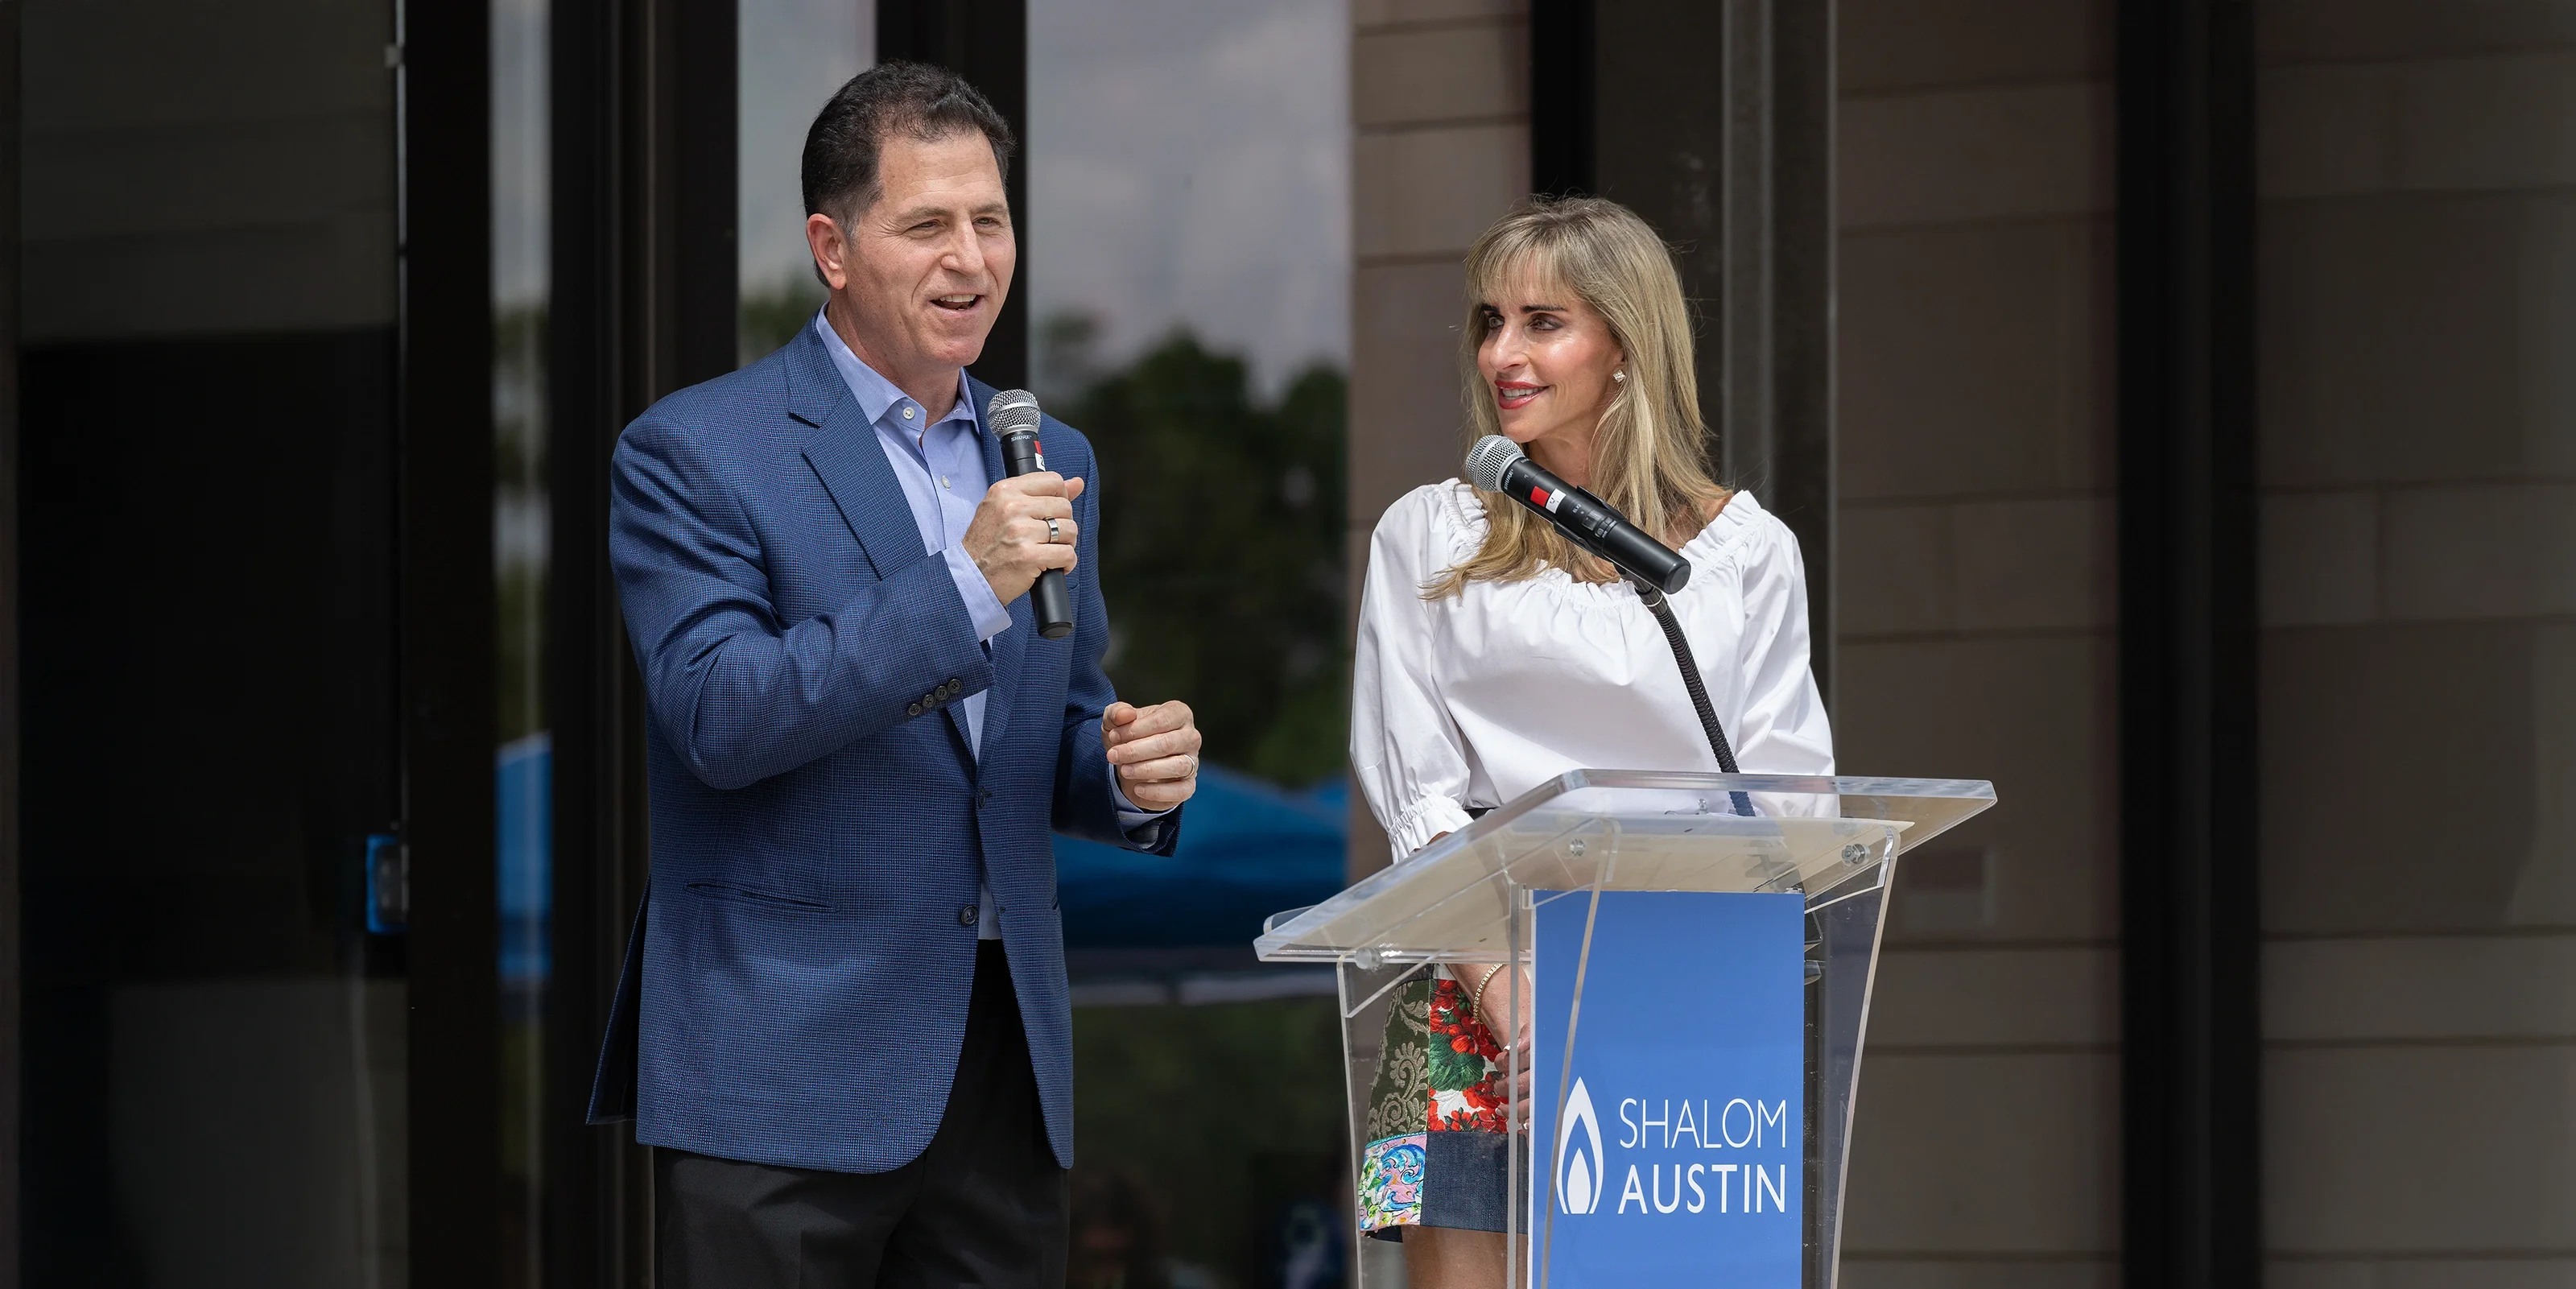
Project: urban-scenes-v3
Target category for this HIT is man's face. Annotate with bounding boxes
[810,129,1015,386]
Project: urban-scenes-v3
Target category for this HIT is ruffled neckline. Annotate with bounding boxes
[1430,480,1766,601]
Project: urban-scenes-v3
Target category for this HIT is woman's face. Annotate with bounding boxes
[1476,262,1623,479]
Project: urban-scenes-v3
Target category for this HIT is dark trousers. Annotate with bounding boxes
[656,940,1069,1288]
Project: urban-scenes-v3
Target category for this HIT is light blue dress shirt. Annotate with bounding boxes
[813,312,1169,937]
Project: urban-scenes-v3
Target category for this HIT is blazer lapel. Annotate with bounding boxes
[792,331,927,583]
[966,375,1028,756]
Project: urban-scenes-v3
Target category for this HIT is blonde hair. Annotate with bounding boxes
[1426,196,1728,597]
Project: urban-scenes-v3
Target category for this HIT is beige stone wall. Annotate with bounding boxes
[2255,4,2576,1282]
[1346,0,1530,878]
[1831,1,2124,1283]
[1341,2,2576,1276]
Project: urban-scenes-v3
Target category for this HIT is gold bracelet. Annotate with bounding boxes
[1468,963,1509,1022]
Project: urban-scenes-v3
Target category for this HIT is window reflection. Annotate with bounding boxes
[1029,0,1349,402]
[740,0,875,365]
[493,0,551,1279]
[19,0,407,1281]
[1033,2,1355,1286]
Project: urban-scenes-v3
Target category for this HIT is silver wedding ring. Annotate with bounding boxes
[1046,518,1062,544]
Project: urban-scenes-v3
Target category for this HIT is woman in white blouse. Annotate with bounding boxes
[1349,197,1833,1287]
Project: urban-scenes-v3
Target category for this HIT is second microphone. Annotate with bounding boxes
[1464,434,1691,594]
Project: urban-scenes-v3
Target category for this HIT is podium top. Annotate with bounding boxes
[1254,771,1996,965]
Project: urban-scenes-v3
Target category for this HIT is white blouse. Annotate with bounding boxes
[1352,481,1835,859]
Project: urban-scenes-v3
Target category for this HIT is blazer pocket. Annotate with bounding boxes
[681,880,834,915]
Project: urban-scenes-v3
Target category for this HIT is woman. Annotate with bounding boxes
[1348,197,1834,1286]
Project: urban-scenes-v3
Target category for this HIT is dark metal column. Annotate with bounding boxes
[402,0,501,1283]
[0,2,19,1279]
[544,5,651,1280]
[2116,1,2261,1284]
[1768,0,1835,701]
[1529,0,1594,200]
[547,0,737,1282]
[878,0,1030,393]
[1532,0,1836,700]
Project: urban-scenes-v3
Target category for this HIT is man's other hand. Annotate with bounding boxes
[964,473,1084,604]
[1103,700,1200,812]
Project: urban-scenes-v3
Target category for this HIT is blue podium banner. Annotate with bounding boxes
[1529,890,1806,1285]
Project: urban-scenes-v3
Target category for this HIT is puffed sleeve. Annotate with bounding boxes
[1352,487,1480,859]
[1732,514,1836,776]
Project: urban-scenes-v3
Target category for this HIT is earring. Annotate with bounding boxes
[1612,370,1627,383]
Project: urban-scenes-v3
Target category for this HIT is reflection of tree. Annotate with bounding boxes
[1065,331,1348,787]
[1037,311,1105,404]
[493,300,550,1289]
[496,303,549,742]
[1072,998,1346,1285]
[741,276,826,368]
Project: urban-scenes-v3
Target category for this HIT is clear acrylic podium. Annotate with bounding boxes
[1255,770,1996,1287]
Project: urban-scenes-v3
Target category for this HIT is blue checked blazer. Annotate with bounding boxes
[584,323,1177,1172]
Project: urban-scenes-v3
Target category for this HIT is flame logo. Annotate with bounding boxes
[1556,1077,1606,1215]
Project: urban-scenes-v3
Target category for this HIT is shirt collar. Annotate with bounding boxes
[812,308,976,431]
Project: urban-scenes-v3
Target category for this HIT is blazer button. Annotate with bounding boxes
[958,904,979,927]
[905,702,922,717]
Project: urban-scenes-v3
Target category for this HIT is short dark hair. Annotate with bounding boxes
[801,61,1017,225]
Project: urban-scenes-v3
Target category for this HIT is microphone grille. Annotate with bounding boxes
[1464,434,1525,493]
[987,388,1042,436]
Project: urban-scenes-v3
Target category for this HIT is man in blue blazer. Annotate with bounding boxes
[589,64,1201,1286]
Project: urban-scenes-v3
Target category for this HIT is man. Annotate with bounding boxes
[588,62,1202,1286]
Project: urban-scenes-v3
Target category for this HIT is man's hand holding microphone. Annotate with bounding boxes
[965,387,1199,812]
[961,469,1082,605]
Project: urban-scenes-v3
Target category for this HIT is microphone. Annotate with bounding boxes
[986,389,1075,640]
[1464,435,1690,594]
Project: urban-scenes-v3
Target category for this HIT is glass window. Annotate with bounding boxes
[493,0,551,1280]
[1031,2,1356,1284]
[740,0,874,364]
[19,0,407,1281]
[1031,0,1352,787]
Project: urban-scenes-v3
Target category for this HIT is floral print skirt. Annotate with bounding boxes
[1356,969,1524,1238]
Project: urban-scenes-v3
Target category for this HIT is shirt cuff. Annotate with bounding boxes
[1389,795,1476,858]
[1113,778,1175,835]
[941,545,1013,643]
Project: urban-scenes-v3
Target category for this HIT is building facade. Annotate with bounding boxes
[2,0,2571,1285]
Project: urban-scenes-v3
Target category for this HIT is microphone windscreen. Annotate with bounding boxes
[988,388,1042,436]
[1464,434,1525,492]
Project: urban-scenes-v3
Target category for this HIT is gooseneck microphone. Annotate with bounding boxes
[1464,435,1691,594]
[987,389,1075,640]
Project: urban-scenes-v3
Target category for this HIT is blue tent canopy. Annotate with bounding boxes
[498,733,553,984]
[1056,766,1349,950]
[497,744,1352,978]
